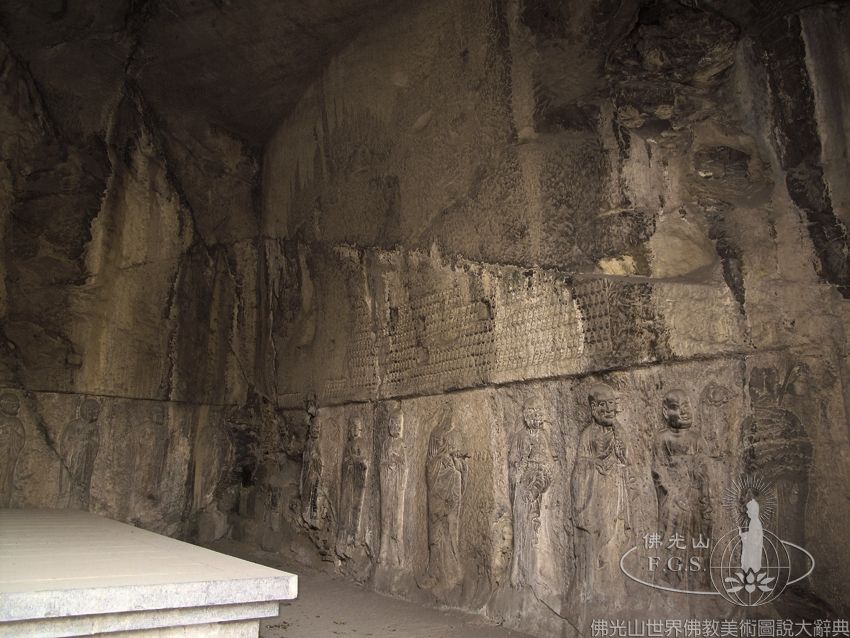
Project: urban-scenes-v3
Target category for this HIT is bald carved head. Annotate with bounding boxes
[588,383,617,427]
[80,398,100,423]
[662,389,693,430]
[387,407,403,438]
[523,403,545,430]
[349,416,364,440]
[0,391,20,416]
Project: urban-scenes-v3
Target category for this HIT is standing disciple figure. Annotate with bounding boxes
[570,383,631,606]
[379,406,407,567]
[337,415,369,548]
[191,414,232,514]
[0,392,25,507]
[300,405,323,528]
[131,404,169,507]
[652,389,713,586]
[423,414,469,593]
[509,403,553,589]
[59,398,101,509]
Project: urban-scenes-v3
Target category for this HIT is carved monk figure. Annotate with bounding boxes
[337,415,369,547]
[132,404,169,506]
[509,403,553,589]
[424,414,469,592]
[192,414,232,513]
[379,406,407,567]
[652,389,712,585]
[59,398,101,509]
[0,392,25,507]
[300,411,323,527]
[570,383,630,604]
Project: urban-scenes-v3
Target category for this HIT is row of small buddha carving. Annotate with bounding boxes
[336,343,585,391]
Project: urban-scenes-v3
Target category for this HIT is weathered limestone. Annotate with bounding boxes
[336,415,369,551]
[377,404,407,570]
[570,383,632,616]
[422,411,469,597]
[3,0,850,636]
[0,392,24,507]
[58,398,101,510]
[239,1,850,632]
[508,403,552,591]
[652,390,713,590]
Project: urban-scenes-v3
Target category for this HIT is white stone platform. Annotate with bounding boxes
[0,509,297,637]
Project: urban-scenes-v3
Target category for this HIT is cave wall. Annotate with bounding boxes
[2,0,850,633]
[0,37,259,535]
[235,0,850,632]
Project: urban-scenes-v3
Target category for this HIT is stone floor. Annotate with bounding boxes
[210,541,532,638]
[258,567,533,638]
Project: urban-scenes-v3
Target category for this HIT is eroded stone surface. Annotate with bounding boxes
[2,0,850,635]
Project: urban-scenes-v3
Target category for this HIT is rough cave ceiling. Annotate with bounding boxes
[0,0,841,147]
[0,0,400,145]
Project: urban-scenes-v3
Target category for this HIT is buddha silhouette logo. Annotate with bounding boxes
[709,475,815,606]
[620,474,815,606]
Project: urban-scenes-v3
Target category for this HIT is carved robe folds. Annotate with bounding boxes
[571,423,630,603]
[379,434,406,566]
[424,421,468,593]
[509,425,552,589]
[0,397,24,508]
[59,401,101,510]
[337,433,368,547]
[300,436,323,527]
[652,429,711,541]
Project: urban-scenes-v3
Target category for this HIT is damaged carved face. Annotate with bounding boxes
[388,413,403,438]
[349,417,364,440]
[662,390,693,429]
[523,406,544,430]
[0,392,20,416]
[589,385,617,427]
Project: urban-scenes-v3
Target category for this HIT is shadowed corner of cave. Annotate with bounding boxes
[1,0,850,636]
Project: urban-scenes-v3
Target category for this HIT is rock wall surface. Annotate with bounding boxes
[2,0,850,635]
[238,0,850,633]
[0,29,260,536]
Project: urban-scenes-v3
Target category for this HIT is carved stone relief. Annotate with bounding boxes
[422,410,469,595]
[651,389,713,588]
[131,404,170,508]
[253,401,289,550]
[336,415,369,551]
[698,381,735,457]
[508,402,553,590]
[59,398,101,509]
[211,356,844,634]
[378,404,407,568]
[300,395,325,528]
[192,411,232,513]
[0,391,25,507]
[570,383,632,608]
[314,255,743,406]
[324,299,379,401]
